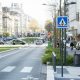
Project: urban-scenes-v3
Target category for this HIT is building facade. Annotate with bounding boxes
[66,0,80,38]
[0,3,28,38]
[0,3,2,35]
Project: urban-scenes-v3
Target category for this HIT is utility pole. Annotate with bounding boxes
[54,6,57,48]
[59,0,64,77]
[64,0,67,65]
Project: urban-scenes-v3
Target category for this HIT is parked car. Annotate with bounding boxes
[0,41,4,45]
[76,41,80,50]
[35,40,43,45]
[11,39,26,45]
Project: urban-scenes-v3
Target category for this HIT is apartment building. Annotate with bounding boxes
[10,3,28,37]
[2,7,12,36]
[0,3,2,35]
[66,0,80,38]
[1,3,28,37]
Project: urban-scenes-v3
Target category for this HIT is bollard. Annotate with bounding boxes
[52,52,56,72]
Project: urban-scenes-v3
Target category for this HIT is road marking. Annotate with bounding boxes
[1,66,15,72]
[21,77,39,80]
[21,67,32,73]
[0,50,19,59]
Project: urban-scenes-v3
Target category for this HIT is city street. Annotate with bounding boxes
[0,44,47,80]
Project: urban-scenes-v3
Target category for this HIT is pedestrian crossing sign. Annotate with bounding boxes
[56,16,68,28]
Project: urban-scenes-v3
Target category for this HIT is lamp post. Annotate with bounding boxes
[64,0,76,65]
[42,3,57,48]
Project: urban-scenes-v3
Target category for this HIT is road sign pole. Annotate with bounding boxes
[64,0,67,65]
[57,5,68,78]
[61,28,64,77]
[59,0,63,77]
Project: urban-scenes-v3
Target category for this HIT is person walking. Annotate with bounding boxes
[70,41,74,50]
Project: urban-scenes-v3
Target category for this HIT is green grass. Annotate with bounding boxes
[0,47,18,52]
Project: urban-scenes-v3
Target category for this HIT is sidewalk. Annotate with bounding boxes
[47,66,55,80]
[55,66,80,80]
[47,66,80,80]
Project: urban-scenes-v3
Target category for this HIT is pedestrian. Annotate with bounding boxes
[70,42,74,50]
[57,41,59,48]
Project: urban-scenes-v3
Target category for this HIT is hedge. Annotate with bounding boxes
[42,46,73,65]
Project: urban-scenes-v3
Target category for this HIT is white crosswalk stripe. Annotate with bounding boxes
[1,66,16,72]
[0,66,33,73]
[21,67,33,73]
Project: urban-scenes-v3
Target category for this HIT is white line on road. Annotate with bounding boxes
[21,67,33,73]
[1,66,16,72]
[0,50,19,59]
[21,77,39,80]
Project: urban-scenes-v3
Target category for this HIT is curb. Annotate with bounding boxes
[47,65,55,80]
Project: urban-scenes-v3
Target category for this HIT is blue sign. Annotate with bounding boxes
[56,16,68,28]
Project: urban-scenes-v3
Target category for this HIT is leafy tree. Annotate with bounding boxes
[45,20,53,32]
[28,19,39,32]
[3,32,10,37]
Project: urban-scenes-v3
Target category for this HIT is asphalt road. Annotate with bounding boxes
[0,44,47,80]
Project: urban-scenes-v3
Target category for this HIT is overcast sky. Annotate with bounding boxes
[0,0,61,27]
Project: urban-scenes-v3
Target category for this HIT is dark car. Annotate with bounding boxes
[0,41,4,45]
[12,39,26,45]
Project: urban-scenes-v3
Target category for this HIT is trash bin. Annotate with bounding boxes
[74,53,80,66]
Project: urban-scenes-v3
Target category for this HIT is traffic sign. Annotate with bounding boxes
[56,16,68,28]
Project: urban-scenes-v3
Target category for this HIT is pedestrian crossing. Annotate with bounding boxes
[0,66,33,73]
[1,66,16,72]
[21,67,32,73]
[0,66,40,80]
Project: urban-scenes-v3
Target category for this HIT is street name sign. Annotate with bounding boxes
[56,16,68,28]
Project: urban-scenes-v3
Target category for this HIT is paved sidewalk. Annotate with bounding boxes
[55,66,80,80]
[47,66,55,80]
[47,66,80,80]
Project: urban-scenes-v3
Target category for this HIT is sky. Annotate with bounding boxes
[0,0,60,27]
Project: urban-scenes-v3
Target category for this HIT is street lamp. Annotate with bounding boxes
[42,4,56,7]
[64,0,77,65]
[65,2,76,5]
[42,3,57,48]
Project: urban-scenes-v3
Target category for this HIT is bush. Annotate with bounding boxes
[66,55,73,65]
[45,48,53,54]
[42,54,52,64]
[42,47,74,66]
[42,46,53,64]
[22,37,37,43]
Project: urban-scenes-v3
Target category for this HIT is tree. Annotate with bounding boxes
[28,19,39,32]
[3,32,10,37]
[45,20,53,32]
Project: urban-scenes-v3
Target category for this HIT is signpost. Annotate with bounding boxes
[56,16,68,77]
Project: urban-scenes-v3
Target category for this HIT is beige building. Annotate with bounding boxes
[10,3,28,37]
[66,0,80,38]
[0,3,30,38]
[0,3,2,35]
[2,7,12,36]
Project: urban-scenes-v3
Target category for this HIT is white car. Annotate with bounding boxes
[76,41,80,50]
[35,40,43,45]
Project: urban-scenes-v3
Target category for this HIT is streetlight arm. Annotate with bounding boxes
[65,2,76,5]
[42,3,56,7]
